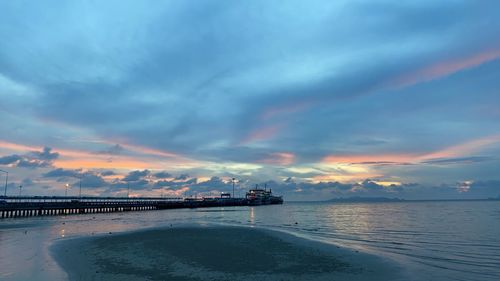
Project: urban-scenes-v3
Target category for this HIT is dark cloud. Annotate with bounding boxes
[101,170,116,176]
[125,179,150,190]
[16,159,52,168]
[155,177,197,190]
[175,174,189,181]
[80,174,107,188]
[193,177,229,191]
[43,168,80,178]
[155,181,187,191]
[95,144,124,155]
[123,170,150,182]
[422,156,492,165]
[0,147,59,169]
[153,171,172,179]
[0,155,22,165]
[30,147,59,161]
[43,168,109,188]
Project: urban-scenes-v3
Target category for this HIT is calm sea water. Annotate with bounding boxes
[1,200,499,280]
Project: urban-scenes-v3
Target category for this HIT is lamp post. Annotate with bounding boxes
[232,178,236,198]
[79,175,82,198]
[19,185,22,196]
[0,169,8,197]
[65,183,69,197]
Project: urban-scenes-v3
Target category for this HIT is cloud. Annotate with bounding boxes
[42,168,112,188]
[155,177,196,191]
[192,176,230,191]
[81,174,107,188]
[31,147,59,161]
[43,168,80,178]
[240,124,284,145]
[391,49,500,89]
[101,170,116,176]
[422,156,492,165]
[124,179,150,189]
[0,147,59,169]
[251,178,499,201]
[123,169,151,182]
[175,174,189,181]
[153,171,172,179]
[95,144,124,155]
[258,152,295,166]
[0,155,22,165]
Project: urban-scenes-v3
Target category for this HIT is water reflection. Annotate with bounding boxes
[249,207,255,224]
[1,202,499,281]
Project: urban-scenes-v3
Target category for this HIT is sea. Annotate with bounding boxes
[0,200,499,281]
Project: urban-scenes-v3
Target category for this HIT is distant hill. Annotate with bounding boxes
[327,196,405,203]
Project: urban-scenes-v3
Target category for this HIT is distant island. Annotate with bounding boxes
[327,196,405,203]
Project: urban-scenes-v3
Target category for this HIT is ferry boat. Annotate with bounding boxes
[245,184,283,206]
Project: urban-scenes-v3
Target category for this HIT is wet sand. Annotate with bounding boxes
[51,226,404,281]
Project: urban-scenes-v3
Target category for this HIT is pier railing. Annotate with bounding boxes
[0,196,250,219]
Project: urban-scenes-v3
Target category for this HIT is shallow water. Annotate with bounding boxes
[0,200,499,280]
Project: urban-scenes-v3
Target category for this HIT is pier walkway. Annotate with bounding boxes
[0,196,249,219]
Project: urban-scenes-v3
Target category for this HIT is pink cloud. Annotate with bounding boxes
[240,124,284,145]
[119,143,180,158]
[259,152,295,166]
[260,100,316,120]
[391,49,500,88]
[420,135,500,160]
[323,153,416,165]
[322,135,500,165]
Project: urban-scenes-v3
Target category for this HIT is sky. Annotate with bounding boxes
[0,0,499,200]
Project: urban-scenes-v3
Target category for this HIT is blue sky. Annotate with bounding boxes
[1,0,499,200]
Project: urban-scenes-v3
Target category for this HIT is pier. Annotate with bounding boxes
[0,196,250,219]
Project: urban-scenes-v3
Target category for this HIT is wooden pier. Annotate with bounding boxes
[0,196,250,219]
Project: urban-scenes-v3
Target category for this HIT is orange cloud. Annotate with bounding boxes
[0,141,41,152]
[54,158,154,170]
[259,152,295,166]
[392,49,500,88]
[0,140,96,160]
[0,139,202,171]
[311,173,382,183]
[323,153,416,165]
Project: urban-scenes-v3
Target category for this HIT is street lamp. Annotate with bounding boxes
[19,185,22,196]
[79,175,82,198]
[232,178,236,198]
[65,183,70,197]
[0,169,8,197]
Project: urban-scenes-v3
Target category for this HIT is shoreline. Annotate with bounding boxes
[51,224,406,281]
